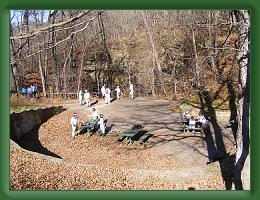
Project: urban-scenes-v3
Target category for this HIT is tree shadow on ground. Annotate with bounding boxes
[197,89,235,190]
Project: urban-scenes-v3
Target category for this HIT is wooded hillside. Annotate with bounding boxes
[10,10,239,100]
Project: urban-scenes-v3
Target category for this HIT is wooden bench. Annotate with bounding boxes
[137,131,153,147]
[183,126,203,133]
[76,118,98,136]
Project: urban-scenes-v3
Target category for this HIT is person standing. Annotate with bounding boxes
[98,114,106,136]
[105,88,111,104]
[27,85,33,98]
[70,113,79,139]
[84,89,91,107]
[115,86,121,100]
[92,108,99,119]
[21,87,27,96]
[129,83,134,99]
[101,85,106,98]
[78,90,83,105]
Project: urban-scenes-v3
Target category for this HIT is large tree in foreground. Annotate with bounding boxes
[233,10,250,190]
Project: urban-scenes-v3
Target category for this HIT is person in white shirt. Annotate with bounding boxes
[92,108,98,119]
[78,90,83,105]
[115,86,121,100]
[84,89,91,107]
[98,114,106,135]
[198,112,208,128]
[183,111,191,121]
[129,83,134,99]
[189,116,196,129]
[105,88,111,104]
[101,85,106,98]
[70,113,79,139]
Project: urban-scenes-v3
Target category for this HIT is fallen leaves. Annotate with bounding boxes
[10,109,225,190]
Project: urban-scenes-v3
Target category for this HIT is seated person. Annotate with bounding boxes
[198,112,209,128]
[183,111,191,121]
[188,116,196,129]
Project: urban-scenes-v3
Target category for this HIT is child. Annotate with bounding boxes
[92,108,98,119]
[84,89,91,107]
[78,90,83,105]
[189,116,196,129]
[70,113,79,139]
[105,88,111,104]
[129,83,134,99]
[98,114,106,136]
[101,85,106,98]
[115,86,121,100]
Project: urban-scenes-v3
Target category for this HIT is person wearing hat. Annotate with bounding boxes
[84,89,91,107]
[70,113,79,139]
[115,85,121,100]
[98,114,106,135]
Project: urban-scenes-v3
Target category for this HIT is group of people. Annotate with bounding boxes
[21,84,38,98]
[100,82,134,104]
[70,107,105,139]
[78,89,91,106]
[183,110,209,131]
[71,82,135,139]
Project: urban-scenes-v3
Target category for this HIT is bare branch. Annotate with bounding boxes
[10,10,93,40]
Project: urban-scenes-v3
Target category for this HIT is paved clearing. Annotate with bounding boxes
[62,97,224,181]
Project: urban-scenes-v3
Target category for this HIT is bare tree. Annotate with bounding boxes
[232,10,250,190]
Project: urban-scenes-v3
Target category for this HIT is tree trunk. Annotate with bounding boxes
[63,38,74,98]
[77,47,85,93]
[233,10,250,190]
[37,40,47,97]
[141,10,166,95]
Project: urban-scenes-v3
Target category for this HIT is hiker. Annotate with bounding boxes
[115,85,121,100]
[129,82,134,99]
[105,87,111,104]
[92,108,99,119]
[70,113,79,139]
[101,85,106,98]
[84,89,91,107]
[78,90,83,105]
[21,87,27,96]
[98,114,106,136]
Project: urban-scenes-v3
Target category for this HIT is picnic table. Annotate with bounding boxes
[182,120,203,133]
[115,125,153,146]
[76,118,99,136]
[115,125,144,144]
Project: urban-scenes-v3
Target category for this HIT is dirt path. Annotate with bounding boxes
[61,97,223,181]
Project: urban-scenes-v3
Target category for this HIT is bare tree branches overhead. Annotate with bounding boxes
[10,10,93,40]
